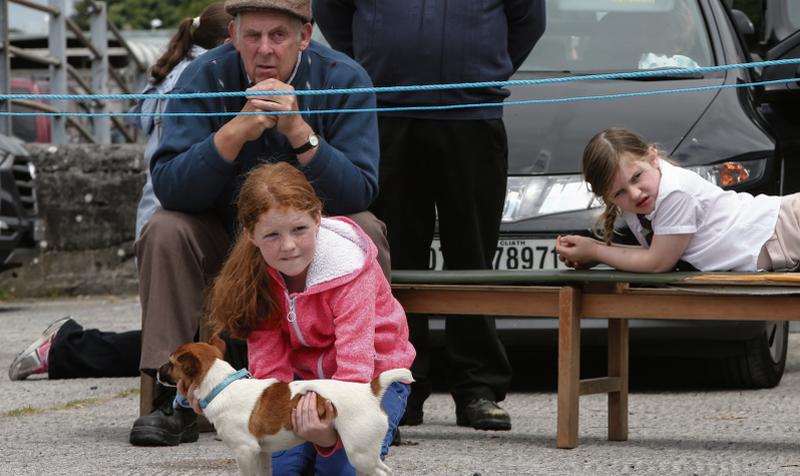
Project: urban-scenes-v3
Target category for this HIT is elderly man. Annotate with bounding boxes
[129,0,386,447]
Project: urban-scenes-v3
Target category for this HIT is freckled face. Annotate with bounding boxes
[607,148,662,215]
[230,11,311,83]
[246,207,320,284]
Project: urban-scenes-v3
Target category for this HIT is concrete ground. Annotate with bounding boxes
[2,296,800,475]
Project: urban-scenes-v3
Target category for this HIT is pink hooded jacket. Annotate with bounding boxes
[247,216,416,383]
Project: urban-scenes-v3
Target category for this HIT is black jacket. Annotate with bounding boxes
[314,0,546,120]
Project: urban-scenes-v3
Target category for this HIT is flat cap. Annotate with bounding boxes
[224,0,311,22]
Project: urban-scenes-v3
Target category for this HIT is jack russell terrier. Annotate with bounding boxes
[158,336,412,476]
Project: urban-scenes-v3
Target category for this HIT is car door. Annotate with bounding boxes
[757,5,800,194]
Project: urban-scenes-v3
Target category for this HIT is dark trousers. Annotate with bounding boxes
[370,117,512,408]
[48,318,141,379]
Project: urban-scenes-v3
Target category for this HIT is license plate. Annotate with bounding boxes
[429,237,567,271]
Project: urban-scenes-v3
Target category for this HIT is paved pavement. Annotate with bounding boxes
[2,296,800,475]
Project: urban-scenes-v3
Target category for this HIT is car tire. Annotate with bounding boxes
[723,321,788,389]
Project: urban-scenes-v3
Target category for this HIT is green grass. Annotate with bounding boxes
[114,388,139,399]
[52,398,102,411]
[3,406,42,417]
[2,386,139,417]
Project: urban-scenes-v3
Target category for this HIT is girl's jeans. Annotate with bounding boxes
[271,382,410,475]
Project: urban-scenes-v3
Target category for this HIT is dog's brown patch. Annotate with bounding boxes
[249,382,294,438]
[248,383,338,439]
[370,378,381,397]
[316,394,337,420]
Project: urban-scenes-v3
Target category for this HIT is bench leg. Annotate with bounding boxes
[607,319,629,441]
[557,286,581,449]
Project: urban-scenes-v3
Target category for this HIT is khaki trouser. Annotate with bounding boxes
[135,209,390,371]
[759,193,800,271]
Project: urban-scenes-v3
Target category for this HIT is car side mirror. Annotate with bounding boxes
[731,9,755,38]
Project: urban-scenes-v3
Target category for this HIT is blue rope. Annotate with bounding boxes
[0,58,799,103]
[2,76,798,118]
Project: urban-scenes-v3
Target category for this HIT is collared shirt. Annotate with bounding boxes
[624,159,780,271]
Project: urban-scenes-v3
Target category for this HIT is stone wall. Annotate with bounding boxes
[0,143,146,297]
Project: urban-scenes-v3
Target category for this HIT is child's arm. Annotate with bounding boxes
[557,234,692,273]
[329,269,380,383]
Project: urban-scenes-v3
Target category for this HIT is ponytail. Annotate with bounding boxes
[207,235,281,340]
[149,2,232,85]
[593,203,620,244]
[150,17,194,84]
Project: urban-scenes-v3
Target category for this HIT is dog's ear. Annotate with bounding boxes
[209,333,227,357]
[176,352,201,379]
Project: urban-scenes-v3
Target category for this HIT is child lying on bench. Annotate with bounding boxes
[556,127,800,273]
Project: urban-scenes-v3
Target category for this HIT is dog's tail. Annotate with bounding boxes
[371,368,414,400]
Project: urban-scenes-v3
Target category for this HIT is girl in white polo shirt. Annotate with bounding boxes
[556,127,800,273]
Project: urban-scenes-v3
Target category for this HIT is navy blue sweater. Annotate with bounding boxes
[314,0,546,120]
[150,41,379,231]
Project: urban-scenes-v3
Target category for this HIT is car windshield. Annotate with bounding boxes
[520,0,713,73]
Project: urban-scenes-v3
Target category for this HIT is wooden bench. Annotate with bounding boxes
[391,270,800,449]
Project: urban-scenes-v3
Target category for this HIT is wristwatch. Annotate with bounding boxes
[290,133,320,154]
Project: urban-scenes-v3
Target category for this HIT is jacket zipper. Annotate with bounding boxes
[317,353,326,379]
[285,291,309,347]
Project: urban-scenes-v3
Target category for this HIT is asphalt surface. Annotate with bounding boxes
[2,296,800,475]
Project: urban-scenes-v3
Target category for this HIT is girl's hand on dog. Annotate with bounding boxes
[292,392,338,448]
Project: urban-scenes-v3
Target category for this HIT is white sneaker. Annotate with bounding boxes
[8,316,71,380]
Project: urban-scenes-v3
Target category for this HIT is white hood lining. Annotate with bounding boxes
[305,218,367,289]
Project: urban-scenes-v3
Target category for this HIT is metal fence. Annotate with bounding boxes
[0,0,146,144]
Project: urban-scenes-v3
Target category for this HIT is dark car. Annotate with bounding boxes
[0,134,41,272]
[426,0,800,388]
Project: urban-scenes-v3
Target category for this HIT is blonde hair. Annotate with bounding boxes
[207,162,322,339]
[582,127,657,244]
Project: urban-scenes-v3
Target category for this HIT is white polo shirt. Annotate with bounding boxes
[623,159,780,271]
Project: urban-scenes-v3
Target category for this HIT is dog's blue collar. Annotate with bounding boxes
[198,368,251,410]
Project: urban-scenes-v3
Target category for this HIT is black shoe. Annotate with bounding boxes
[129,387,198,446]
[399,404,423,426]
[456,398,511,431]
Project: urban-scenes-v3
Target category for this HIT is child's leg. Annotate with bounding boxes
[271,443,315,475]
[764,193,800,271]
[379,382,411,458]
[313,448,356,476]
[48,319,141,379]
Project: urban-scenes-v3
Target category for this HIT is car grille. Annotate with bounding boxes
[11,155,37,217]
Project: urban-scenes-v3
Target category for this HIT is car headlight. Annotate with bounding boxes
[684,158,766,188]
[502,175,601,223]
[504,159,767,224]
